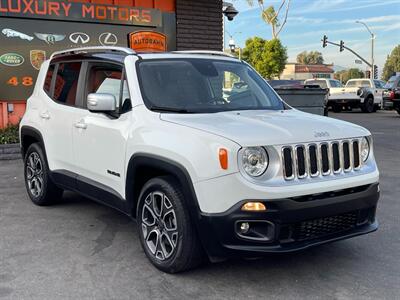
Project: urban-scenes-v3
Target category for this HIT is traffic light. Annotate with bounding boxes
[340,40,345,52]
[374,65,378,79]
[322,35,328,48]
[365,70,371,78]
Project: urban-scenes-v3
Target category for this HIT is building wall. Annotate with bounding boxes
[176,0,223,50]
[280,64,296,79]
[0,0,225,128]
[69,0,175,12]
[281,73,333,80]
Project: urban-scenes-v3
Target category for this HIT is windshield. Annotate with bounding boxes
[346,80,371,88]
[384,76,398,88]
[137,58,285,113]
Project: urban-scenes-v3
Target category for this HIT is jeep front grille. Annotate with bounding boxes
[282,139,362,180]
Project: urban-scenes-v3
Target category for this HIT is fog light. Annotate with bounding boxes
[241,202,266,211]
[240,222,250,234]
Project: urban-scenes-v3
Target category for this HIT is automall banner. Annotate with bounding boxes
[0,2,176,100]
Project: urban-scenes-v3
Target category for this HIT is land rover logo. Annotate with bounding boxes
[314,131,330,138]
[0,53,24,66]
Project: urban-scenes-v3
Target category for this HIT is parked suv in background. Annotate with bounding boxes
[383,75,400,113]
[20,47,380,273]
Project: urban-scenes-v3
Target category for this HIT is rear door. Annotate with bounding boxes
[41,61,84,173]
[72,61,132,200]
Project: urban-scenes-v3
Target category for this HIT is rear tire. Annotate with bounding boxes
[396,108,400,115]
[332,104,342,113]
[137,176,204,273]
[24,143,63,206]
[361,96,374,113]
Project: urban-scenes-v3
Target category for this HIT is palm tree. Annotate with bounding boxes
[245,0,291,39]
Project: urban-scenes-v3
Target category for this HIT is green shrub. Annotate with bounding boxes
[0,124,19,145]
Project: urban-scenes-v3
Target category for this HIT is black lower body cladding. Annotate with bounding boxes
[196,183,379,260]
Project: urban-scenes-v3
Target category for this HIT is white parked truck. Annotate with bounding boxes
[329,79,386,113]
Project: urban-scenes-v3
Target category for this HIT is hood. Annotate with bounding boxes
[160,109,370,147]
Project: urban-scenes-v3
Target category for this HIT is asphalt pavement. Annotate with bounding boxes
[0,110,399,299]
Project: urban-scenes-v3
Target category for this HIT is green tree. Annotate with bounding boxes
[334,68,365,84]
[242,37,288,79]
[244,0,291,38]
[382,45,400,80]
[296,51,324,64]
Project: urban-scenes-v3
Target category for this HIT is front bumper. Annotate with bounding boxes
[196,183,379,260]
[328,99,361,106]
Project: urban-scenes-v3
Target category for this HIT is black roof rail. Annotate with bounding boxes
[50,46,136,60]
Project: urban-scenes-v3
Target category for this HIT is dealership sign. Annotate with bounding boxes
[0,0,162,27]
[129,31,167,52]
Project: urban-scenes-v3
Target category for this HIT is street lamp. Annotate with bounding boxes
[222,2,239,50]
[356,20,375,79]
[228,36,242,60]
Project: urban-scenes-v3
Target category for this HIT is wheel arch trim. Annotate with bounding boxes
[20,126,46,159]
[125,153,201,220]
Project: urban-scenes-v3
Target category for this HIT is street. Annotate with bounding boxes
[0,111,399,300]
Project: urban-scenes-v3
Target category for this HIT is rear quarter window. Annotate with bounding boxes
[43,64,55,95]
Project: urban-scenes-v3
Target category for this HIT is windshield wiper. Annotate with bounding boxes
[149,105,192,113]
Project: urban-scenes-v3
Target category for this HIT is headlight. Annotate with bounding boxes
[241,147,269,177]
[360,137,370,162]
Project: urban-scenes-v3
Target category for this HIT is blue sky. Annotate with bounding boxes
[226,0,400,72]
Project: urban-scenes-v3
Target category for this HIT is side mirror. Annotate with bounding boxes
[87,93,116,112]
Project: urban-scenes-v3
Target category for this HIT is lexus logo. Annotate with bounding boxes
[99,32,118,46]
[69,32,90,44]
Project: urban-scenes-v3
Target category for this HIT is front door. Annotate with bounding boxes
[72,62,131,200]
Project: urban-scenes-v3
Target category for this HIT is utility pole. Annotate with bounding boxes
[356,21,375,79]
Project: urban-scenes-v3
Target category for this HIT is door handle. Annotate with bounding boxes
[74,121,87,130]
[40,111,50,120]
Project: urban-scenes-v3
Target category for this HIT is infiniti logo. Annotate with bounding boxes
[69,32,90,44]
[314,131,330,138]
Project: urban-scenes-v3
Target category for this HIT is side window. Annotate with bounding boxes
[54,62,82,106]
[44,64,55,95]
[330,80,340,88]
[374,80,381,88]
[86,64,131,113]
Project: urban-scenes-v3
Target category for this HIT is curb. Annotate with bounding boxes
[0,144,21,160]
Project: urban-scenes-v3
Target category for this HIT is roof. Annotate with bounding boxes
[50,47,239,64]
[295,64,334,74]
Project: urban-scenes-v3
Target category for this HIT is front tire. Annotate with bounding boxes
[137,176,204,273]
[24,143,63,206]
[361,96,374,113]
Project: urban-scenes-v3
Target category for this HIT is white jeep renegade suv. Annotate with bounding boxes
[20,47,380,273]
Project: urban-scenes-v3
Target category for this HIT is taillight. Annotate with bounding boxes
[389,91,395,100]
